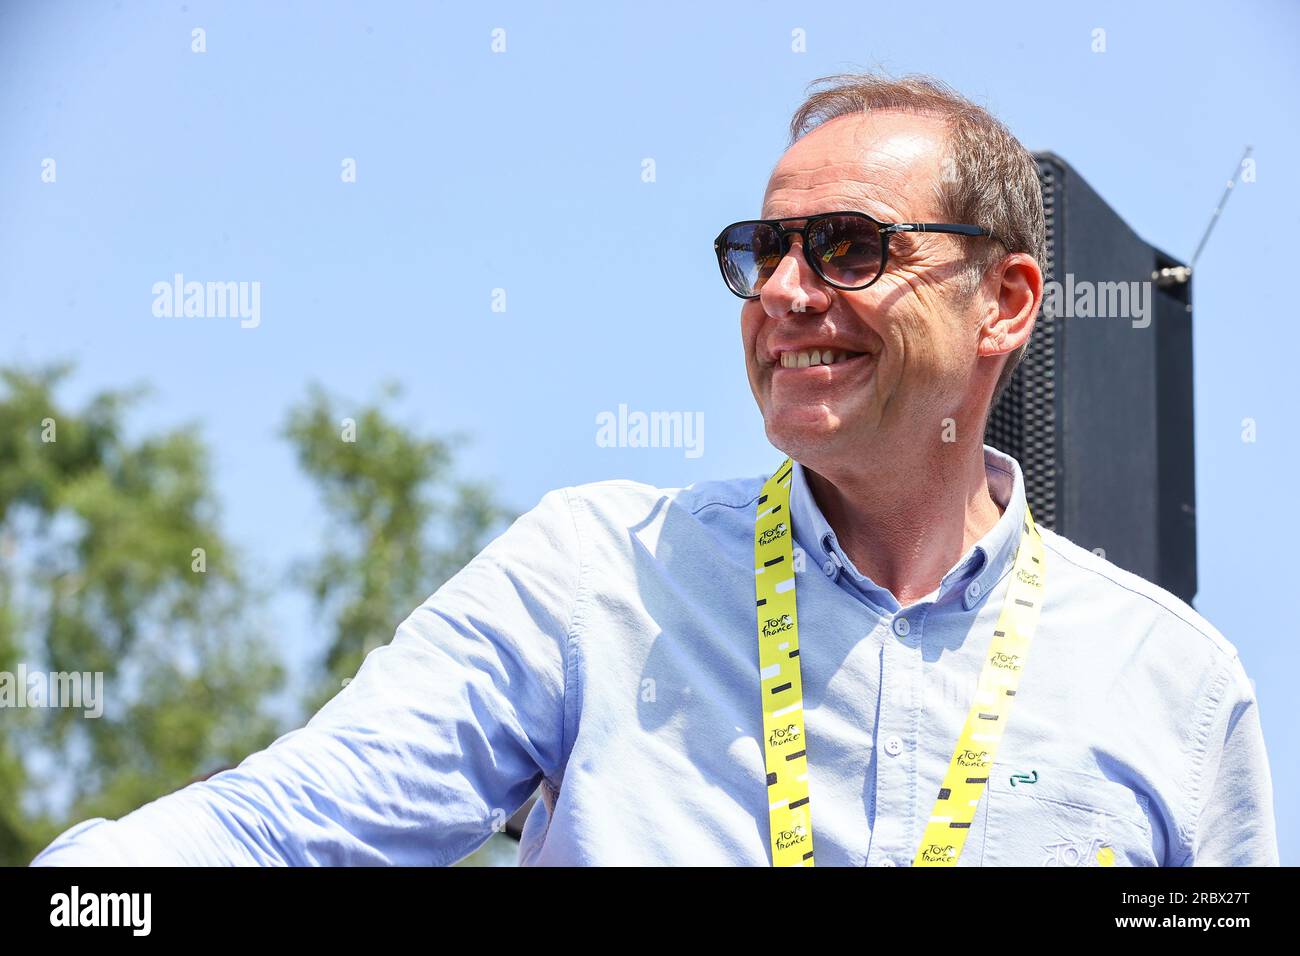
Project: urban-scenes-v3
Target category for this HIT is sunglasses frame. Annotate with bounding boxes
[713,210,1001,299]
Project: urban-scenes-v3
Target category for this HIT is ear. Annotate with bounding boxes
[976,253,1043,358]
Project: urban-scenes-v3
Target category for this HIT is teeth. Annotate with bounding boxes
[780,349,857,368]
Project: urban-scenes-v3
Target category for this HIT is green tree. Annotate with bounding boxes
[0,365,284,865]
[0,368,517,866]
[283,382,513,713]
[284,383,524,865]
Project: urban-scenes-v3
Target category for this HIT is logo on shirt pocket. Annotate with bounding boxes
[978,765,1156,866]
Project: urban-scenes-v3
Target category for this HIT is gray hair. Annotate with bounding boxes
[787,72,1046,405]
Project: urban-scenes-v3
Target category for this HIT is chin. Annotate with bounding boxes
[764,408,847,460]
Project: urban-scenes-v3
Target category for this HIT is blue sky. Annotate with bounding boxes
[2,0,1296,863]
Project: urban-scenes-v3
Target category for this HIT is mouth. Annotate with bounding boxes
[768,347,876,379]
[773,347,867,369]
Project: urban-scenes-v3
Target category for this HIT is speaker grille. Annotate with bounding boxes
[985,157,1059,529]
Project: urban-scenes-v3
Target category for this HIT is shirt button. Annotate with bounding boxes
[884,735,903,756]
[879,858,896,867]
[822,559,837,577]
[892,616,910,637]
[966,580,982,603]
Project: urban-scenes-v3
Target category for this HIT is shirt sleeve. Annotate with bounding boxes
[30,486,582,866]
[1182,653,1280,866]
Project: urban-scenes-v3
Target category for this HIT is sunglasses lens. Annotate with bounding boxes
[718,223,784,297]
[807,215,883,288]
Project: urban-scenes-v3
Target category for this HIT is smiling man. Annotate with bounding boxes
[34,73,1278,867]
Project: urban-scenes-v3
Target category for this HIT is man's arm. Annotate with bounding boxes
[1181,654,1279,866]
[31,487,581,866]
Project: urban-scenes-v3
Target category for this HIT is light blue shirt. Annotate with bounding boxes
[32,446,1278,866]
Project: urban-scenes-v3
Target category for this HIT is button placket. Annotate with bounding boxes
[870,616,919,867]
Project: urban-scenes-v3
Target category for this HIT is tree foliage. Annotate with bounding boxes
[0,365,284,864]
[283,382,512,712]
[0,368,513,865]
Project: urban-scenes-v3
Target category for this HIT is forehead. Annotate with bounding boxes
[761,110,948,221]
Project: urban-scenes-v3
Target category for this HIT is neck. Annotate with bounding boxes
[803,439,1003,607]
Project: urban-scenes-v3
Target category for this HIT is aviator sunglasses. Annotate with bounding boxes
[713,211,1001,298]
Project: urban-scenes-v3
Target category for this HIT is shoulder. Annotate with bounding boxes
[1037,525,1241,668]
[559,472,767,524]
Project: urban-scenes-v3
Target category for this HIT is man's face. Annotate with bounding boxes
[741,111,992,467]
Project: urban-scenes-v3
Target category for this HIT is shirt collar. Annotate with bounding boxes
[787,444,1028,614]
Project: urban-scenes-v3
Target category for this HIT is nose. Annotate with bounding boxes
[759,234,834,318]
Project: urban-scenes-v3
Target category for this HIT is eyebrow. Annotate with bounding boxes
[758,199,894,221]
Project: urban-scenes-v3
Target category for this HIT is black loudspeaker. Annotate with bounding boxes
[985,152,1197,605]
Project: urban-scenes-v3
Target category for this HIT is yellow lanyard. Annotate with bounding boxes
[754,457,1046,867]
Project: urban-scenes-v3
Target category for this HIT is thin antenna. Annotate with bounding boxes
[1190,145,1252,268]
[1154,145,1252,287]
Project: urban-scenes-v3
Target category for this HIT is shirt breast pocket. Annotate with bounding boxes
[978,765,1157,866]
